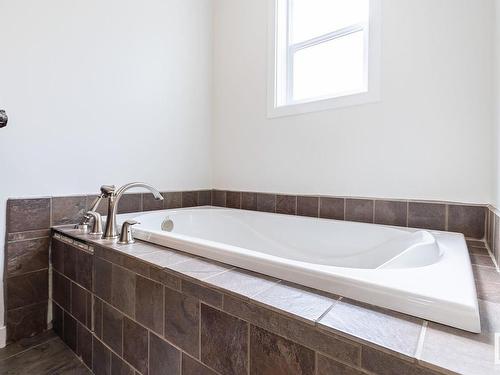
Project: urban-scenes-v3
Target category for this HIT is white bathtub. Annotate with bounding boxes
[128,206,480,332]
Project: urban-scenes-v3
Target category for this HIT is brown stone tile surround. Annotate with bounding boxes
[4,190,211,343]
[3,189,493,345]
[50,226,500,375]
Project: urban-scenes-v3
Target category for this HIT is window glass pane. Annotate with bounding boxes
[292,31,366,102]
[291,0,369,44]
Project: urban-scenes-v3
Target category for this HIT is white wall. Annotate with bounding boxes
[212,0,494,204]
[0,0,213,337]
[494,0,500,208]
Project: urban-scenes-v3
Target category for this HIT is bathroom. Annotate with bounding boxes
[0,0,499,374]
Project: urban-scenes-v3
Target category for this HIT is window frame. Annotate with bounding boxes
[268,0,382,118]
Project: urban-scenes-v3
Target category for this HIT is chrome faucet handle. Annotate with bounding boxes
[87,211,103,235]
[100,185,116,196]
[118,220,140,245]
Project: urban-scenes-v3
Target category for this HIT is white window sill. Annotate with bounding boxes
[267,89,381,118]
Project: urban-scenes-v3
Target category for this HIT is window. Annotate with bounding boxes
[268,0,381,117]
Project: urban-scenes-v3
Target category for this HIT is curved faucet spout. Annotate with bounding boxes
[102,182,163,240]
[115,182,163,200]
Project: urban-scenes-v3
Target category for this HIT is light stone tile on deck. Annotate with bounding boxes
[205,268,280,299]
[135,249,192,268]
[419,299,500,375]
[252,281,338,323]
[168,257,234,280]
[318,298,423,357]
[109,241,160,256]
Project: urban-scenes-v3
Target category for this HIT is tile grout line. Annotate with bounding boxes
[315,297,340,324]
[199,266,237,281]
[482,236,500,272]
[415,321,428,360]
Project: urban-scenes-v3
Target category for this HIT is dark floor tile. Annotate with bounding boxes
[143,193,164,211]
[212,190,227,207]
[117,193,142,214]
[52,196,87,226]
[72,283,90,326]
[111,265,136,317]
[448,205,486,239]
[7,198,50,233]
[93,337,112,375]
[250,325,315,375]
[7,269,48,310]
[77,323,93,368]
[53,270,71,311]
[227,191,242,209]
[123,317,148,375]
[112,352,135,375]
[77,249,93,291]
[256,193,276,213]
[346,199,374,223]
[149,332,181,375]
[94,254,114,304]
[317,354,364,375]
[63,243,78,281]
[6,237,49,277]
[6,302,48,343]
[0,336,91,375]
[319,197,344,220]
[0,330,56,361]
[198,190,212,206]
[407,202,446,231]
[135,275,164,335]
[164,287,199,357]
[102,302,124,355]
[182,191,198,207]
[164,192,182,209]
[63,312,77,352]
[297,196,319,218]
[276,195,297,215]
[201,304,248,375]
[241,192,257,210]
[374,200,407,227]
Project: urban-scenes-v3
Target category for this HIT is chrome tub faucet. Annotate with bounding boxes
[101,182,163,240]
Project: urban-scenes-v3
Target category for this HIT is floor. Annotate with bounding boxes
[0,330,90,375]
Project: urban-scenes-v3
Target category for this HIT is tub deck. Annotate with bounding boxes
[52,224,500,375]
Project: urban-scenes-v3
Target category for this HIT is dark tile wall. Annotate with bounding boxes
[4,190,211,343]
[485,207,500,268]
[51,233,444,375]
[212,190,487,240]
[3,188,491,344]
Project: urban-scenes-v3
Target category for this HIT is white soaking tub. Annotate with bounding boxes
[128,206,480,332]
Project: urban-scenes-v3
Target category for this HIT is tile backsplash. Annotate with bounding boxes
[3,188,494,343]
[212,190,487,240]
[4,190,211,343]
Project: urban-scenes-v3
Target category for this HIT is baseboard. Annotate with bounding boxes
[0,325,6,348]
